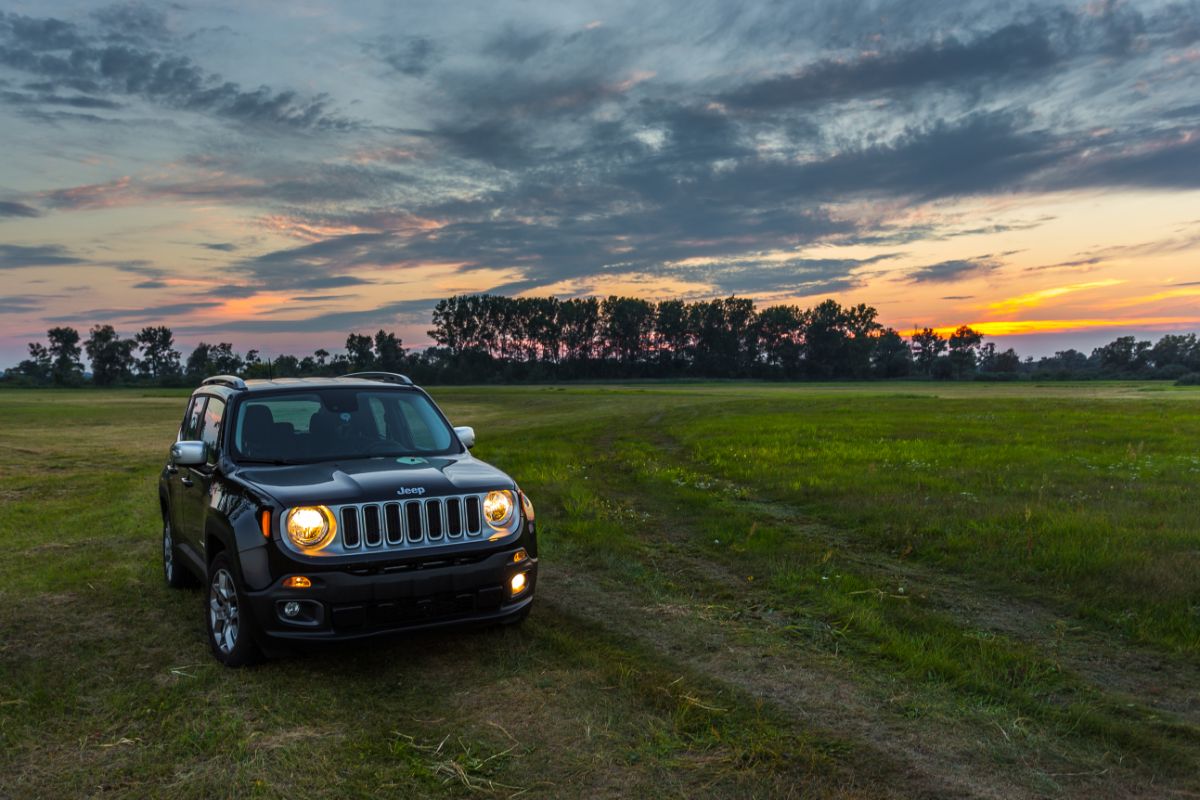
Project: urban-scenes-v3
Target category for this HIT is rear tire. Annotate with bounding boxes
[206,552,261,667]
[162,514,196,589]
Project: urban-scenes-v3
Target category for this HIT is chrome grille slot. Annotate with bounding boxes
[384,503,402,544]
[329,493,494,553]
[363,505,382,547]
[405,501,422,542]
[465,496,482,534]
[341,507,361,548]
[426,499,443,539]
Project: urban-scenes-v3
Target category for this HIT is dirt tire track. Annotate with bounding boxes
[642,426,1200,728]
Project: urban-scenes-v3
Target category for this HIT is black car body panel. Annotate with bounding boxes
[158,375,537,658]
[236,455,515,508]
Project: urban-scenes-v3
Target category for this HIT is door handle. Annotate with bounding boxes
[181,476,194,487]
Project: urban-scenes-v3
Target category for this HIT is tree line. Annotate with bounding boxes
[5,295,1200,386]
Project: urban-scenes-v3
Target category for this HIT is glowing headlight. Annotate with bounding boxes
[520,491,535,522]
[483,490,516,530]
[286,505,336,550]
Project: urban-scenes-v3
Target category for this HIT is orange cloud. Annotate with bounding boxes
[986,279,1124,313]
[1096,287,1200,309]
[903,317,1200,337]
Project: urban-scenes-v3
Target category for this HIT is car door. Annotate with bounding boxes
[168,396,205,540]
[179,395,226,563]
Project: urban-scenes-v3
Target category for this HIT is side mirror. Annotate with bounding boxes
[454,426,476,449]
[171,440,207,466]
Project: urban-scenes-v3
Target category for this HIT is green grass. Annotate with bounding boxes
[2,383,1199,798]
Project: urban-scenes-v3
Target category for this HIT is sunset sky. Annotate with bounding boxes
[1,0,1199,366]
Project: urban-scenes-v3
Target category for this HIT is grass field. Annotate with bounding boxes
[2,382,1199,799]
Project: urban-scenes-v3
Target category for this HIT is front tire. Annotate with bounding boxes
[206,552,261,667]
[162,514,195,589]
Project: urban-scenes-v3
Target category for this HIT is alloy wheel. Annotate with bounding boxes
[209,568,240,654]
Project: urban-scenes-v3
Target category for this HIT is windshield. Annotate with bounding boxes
[232,389,458,463]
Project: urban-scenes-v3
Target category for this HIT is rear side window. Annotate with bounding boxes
[181,397,206,441]
[199,397,226,465]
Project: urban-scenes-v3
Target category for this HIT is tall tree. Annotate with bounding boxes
[16,341,52,381]
[134,326,181,379]
[911,328,946,376]
[85,325,136,385]
[346,333,375,371]
[947,325,983,378]
[47,326,83,385]
[209,343,243,375]
[373,330,406,371]
[654,300,690,369]
[601,296,654,364]
[872,328,912,378]
[756,305,804,376]
[185,343,212,381]
[559,298,599,363]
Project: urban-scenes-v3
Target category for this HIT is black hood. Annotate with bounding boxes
[233,454,515,507]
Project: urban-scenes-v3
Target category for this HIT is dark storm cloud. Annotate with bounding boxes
[0,11,354,130]
[2,13,83,50]
[92,3,170,42]
[906,257,1001,284]
[366,35,438,76]
[236,233,391,282]
[0,295,44,313]
[0,88,122,108]
[0,200,40,217]
[46,300,220,323]
[720,21,1058,111]
[0,243,83,268]
[668,254,899,296]
[483,24,556,63]
[711,111,1062,201]
[1041,132,1200,191]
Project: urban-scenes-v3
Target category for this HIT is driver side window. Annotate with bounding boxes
[181,397,206,441]
[199,397,226,466]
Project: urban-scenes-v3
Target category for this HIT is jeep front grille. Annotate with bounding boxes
[335,494,486,551]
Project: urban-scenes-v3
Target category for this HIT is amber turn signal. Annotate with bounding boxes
[512,548,528,563]
[283,576,312,589]
[259,509,272,538]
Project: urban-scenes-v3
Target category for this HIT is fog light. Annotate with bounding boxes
[283,601,301,618]
[510,572,527,595]
[283,576,312,589]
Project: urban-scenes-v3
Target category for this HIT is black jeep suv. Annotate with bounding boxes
[159,373,537,666]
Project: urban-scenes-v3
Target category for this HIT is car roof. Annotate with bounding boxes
[192,375,418,398]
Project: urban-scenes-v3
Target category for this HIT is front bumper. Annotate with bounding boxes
[244,546,537,641]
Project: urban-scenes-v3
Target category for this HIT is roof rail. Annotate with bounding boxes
[341,371,414,386]
[201,375,247,390]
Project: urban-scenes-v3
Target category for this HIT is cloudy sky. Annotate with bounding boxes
[1,0,1199,364]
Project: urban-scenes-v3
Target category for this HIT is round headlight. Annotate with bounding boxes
[286,506,336,550]
[483,490,515,530]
